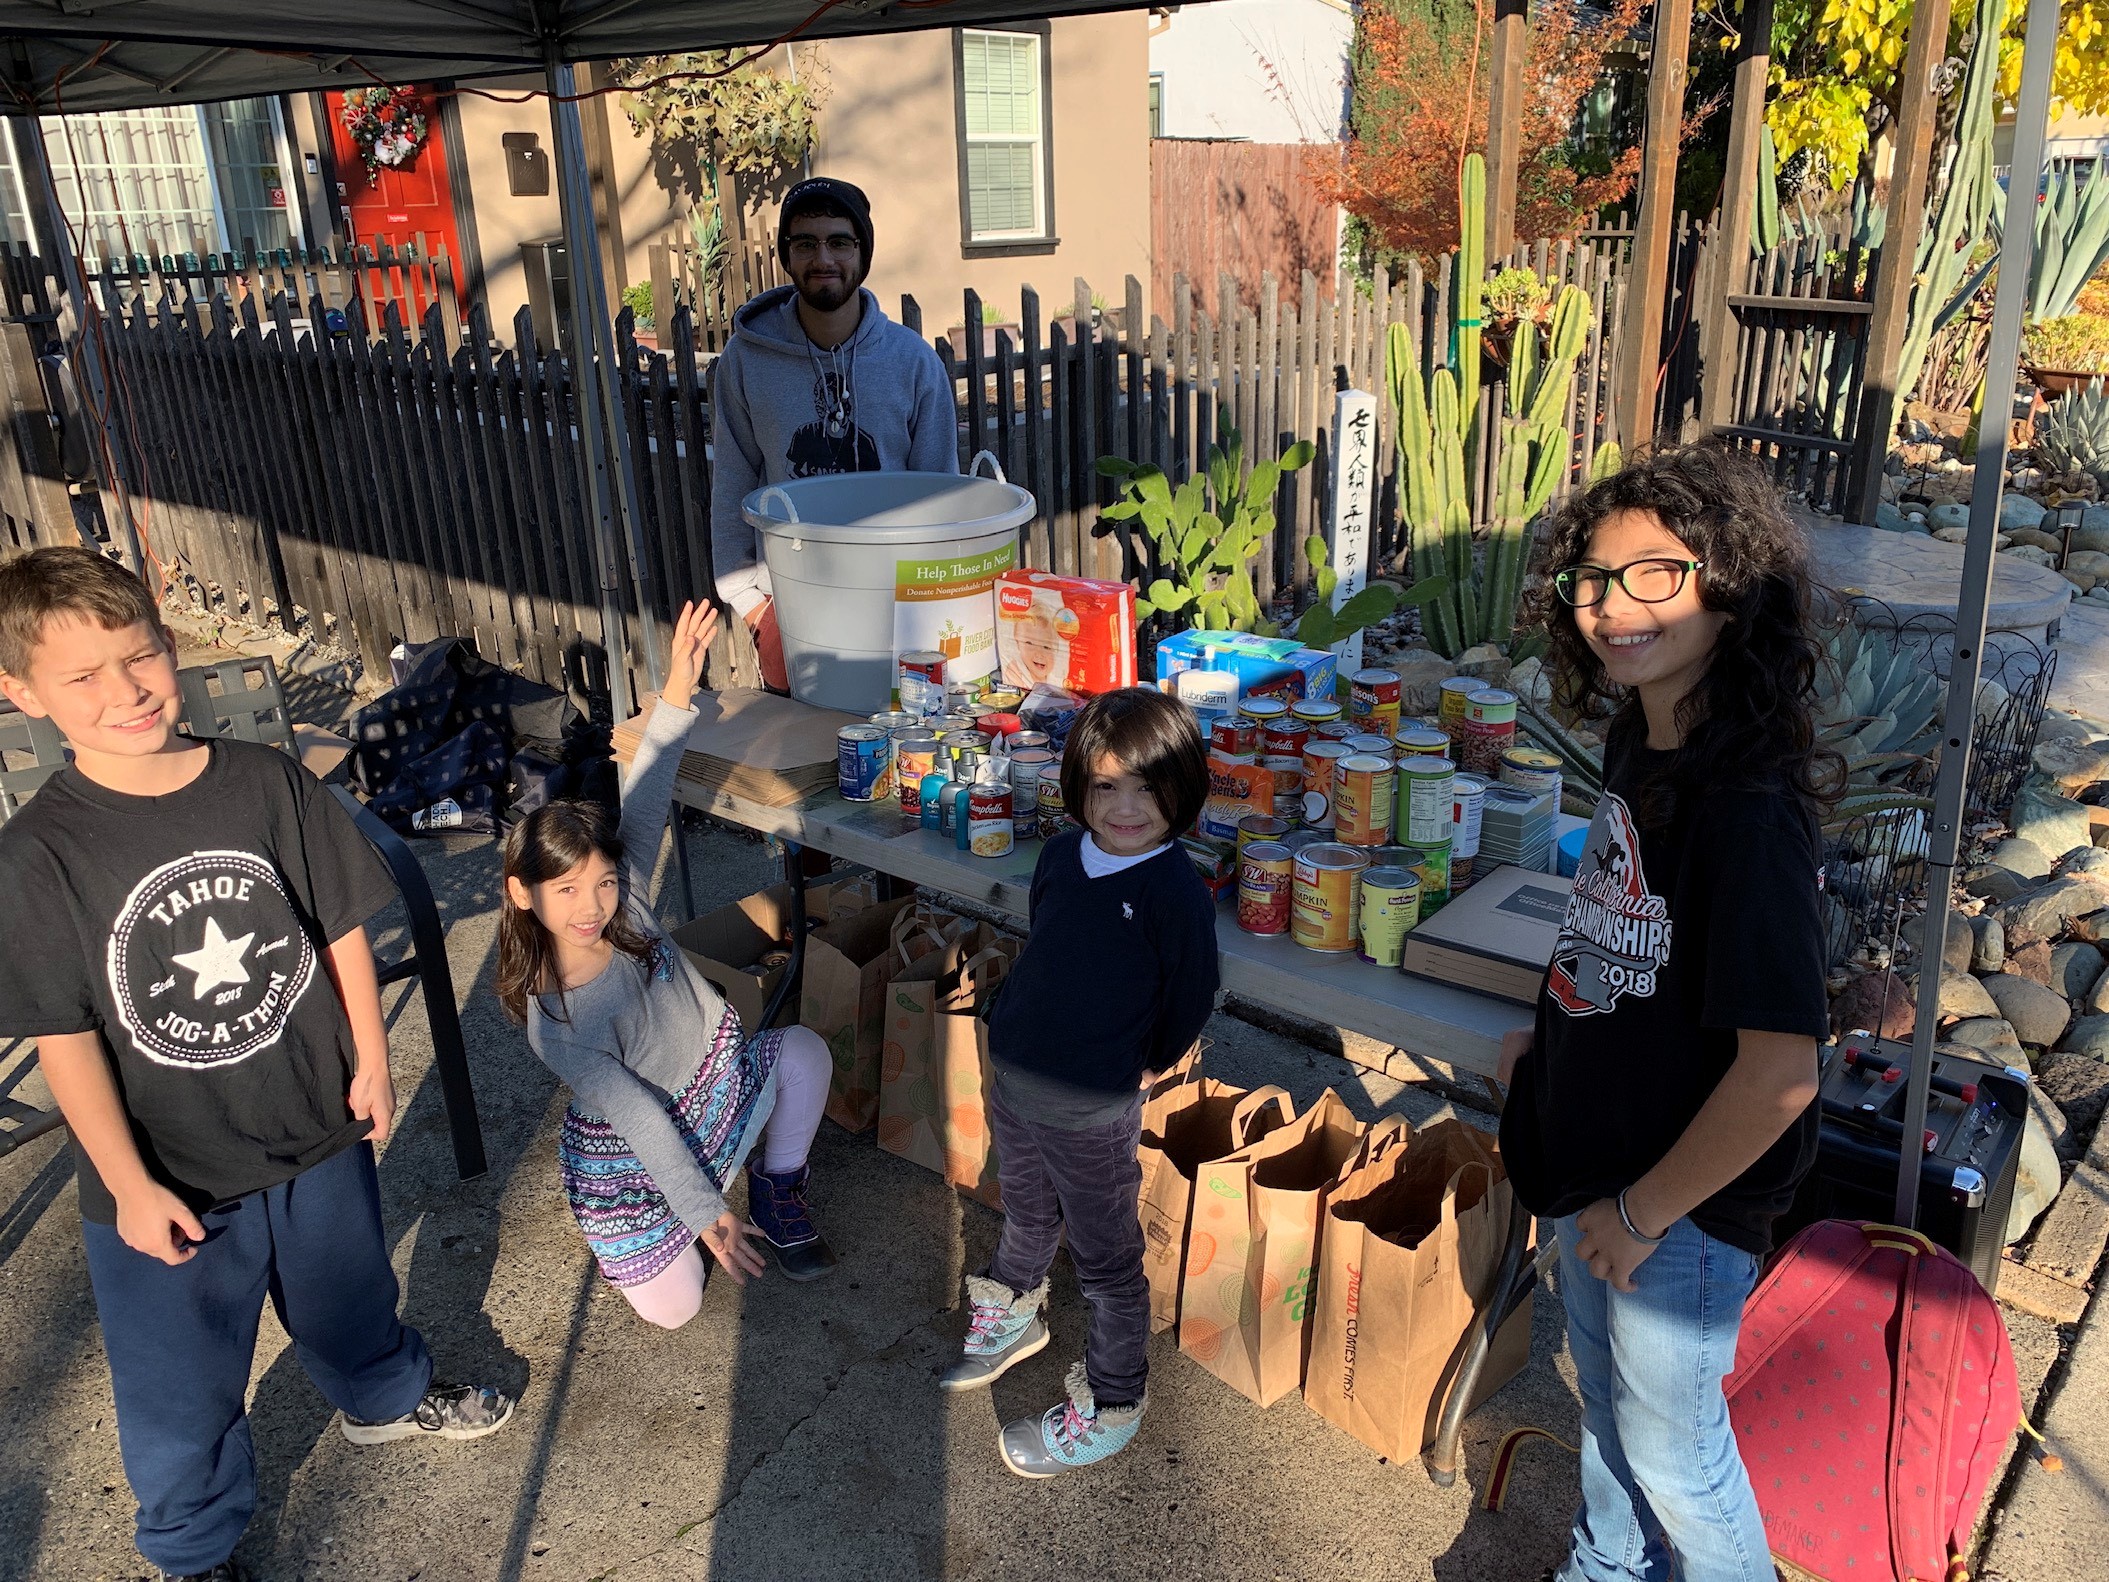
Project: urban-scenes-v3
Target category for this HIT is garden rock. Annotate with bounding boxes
[2039,1051,2109,1137]
[2004,544,2056,567]
[2006,1101,2064,1244]
[1970,913,2005,973]
[1964,864,2033,904]
[2007,527,2065,553]
[1394,649,1458,715]
[2009,778,2095,861]
[1506,656,1551,705]
[1453,644,1511,684]
[1932,970,2002,1022]
[2087,964,2109,1017]
[1830,970,1914,1039]
[1996,877,2109,939]
[2033,735,2109,790]
[1947,1017,2024,1060]
[1873,502,1922,533]
[2065,570,2099,593]
[1983,973,2071,1047]
[1935,527,2012,549]
[1902,910,1974,976]
[1986,836,2052,878]
[2006,938,2054,985]
[2058,1013,2109,1059]
[1929,502,1972,533]
[2055,844,2109,885]
[2031,1083,2076,1162]
[2051,940,2106,998]
[2001,494,2049,532]
[2068,549,2109,580]
[2082,504,2109,537]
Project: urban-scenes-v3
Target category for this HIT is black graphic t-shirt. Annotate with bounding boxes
[0,740,396,1222]
[1500,722,1828,1254]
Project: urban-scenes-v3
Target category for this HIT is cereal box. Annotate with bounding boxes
[994,570,1138,696]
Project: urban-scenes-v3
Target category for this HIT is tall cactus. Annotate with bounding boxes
[1389,321,1462,655]
[1456,153,1486,460]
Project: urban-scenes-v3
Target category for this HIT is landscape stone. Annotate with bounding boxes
[2006,939,2054,984]
[1830,970,1914,1039]
[1970,913,2006,972]
[2034,735,2109,790]
[2066,907,2109,943]
[2037,713,2096,747]
[2038,1051,2109,1136]
[1987,836,2053,878]
[1903,910,1974,975]
[1984,973,2072,1046]
[2082,504,2109,536]
[2065,570,2099,593]
[1963,864,2034,904]
[2004,544,2056,566]
[2055,843,2109,883]
[2009,778,2095,861]
[2007,527,2065,553]
[2057,1012,2109,1059]
[1929,501,1972,533]
[1506,655,1551,705]
[2067,549,2109,579]
[1936,526,2012,549]
[2031,1082,2077,1162]
[1997,877,2109,940]
[2002,494,2049,531]
[1873,501,1921,533]
[2050,940,2106,998]
[1392,649,1457,714]
[1934,970,2002,1022]
[1947,1016,2024,1059]
[1452,644,1510,684]
[2006,1100,2064,1243]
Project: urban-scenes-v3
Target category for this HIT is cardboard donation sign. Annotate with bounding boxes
[994,569,1138,695]
[1400,864,1574,1005]
[895,543,1015,687]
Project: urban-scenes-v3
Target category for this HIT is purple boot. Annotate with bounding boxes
[744,1161,839,1281]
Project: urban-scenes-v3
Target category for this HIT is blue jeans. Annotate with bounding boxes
[1553,1214,1773,1582]
[82,1141,432,1576]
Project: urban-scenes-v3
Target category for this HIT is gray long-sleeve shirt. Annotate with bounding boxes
[708,285,959,619]
[526,699,748,1236]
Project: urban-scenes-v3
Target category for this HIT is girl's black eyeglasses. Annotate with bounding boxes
[1552,557,1704,608]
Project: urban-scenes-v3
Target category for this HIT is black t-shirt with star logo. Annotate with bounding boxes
[1499,720,1829,1255]
[0,739,396,1222]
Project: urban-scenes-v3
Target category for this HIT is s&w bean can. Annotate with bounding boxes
[894,732,941,819]
[1236,841,1293,935]
[836,724,891,802]
[1291,843,1369,953]
[1035,765,1068,840]
[1357,867,1422,966]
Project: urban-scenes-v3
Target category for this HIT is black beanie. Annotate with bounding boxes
[778,177,874,281]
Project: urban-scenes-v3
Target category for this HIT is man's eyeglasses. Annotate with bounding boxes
[1551,557,1704,608]
[785,234,860,260]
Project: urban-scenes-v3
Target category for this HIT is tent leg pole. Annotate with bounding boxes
[18,115,146,575]
[1893,0,2062,1227]
[547,56,661,721]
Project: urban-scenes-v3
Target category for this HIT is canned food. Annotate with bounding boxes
[1460,688,1520,776]
[1237,814,1290,857]
[1314,720,1361,742]
[981,689,1024,713]
[1262,755,1306,824]
[1009,730,1052,754]
[1282,829,1326,855]
[1349,668,1403,741]
[1036,765,1068,840]
[932,711,980,736]
[1333,754,1396,846]
[1357,867,1422,966]
[1291,698,1344,727]
[1237,841,1294,935]
[895,733,942,818]
[1211,716,1260,761]
[1394,725,1451,760]
[1500,746,1564,799]
[1009,748,1055,836]
[1291,843,1370,953]
[1399,839,1452,917]
[969,784,1015,857]
[1438,676,1483,742]
[870,710,919,733]
[1239,697,1290,728]
[977,711,1025,742]
[944,682,983,716]
[1262,719,1310,760]
[898,651,949,717]
[1398,755,1457,846]
[1451,774,1486,860]
[939,730,992,776]
[1369,845,1415,869]
[1343,733,1395,757]
[1449,852,1477,893]
[836,724,891,802]
[1301,740,1355,831]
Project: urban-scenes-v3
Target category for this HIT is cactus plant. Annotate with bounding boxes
[1100,414,1314,634]
[2035,375,2109,487]
[1455,152,1485,457]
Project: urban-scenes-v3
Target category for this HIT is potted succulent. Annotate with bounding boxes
[2023,313,2109,400]
[1480,266,1551,378]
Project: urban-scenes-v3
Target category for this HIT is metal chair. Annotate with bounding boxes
[0,656,487,1179]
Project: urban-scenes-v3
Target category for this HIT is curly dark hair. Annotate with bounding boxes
[1528,443,1842,824]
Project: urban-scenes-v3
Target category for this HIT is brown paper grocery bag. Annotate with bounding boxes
[1137,1059,1293,1335]
[1179,1088,1370,1406]
[1302,1116,1532,1460]
[931,943,1019,1209]
[799,893,923,1131]
[879,933,1016,1208]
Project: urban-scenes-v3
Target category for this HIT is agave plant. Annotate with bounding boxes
[2035,376,2109,488]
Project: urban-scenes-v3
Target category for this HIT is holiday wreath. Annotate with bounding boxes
[340,86,429,178]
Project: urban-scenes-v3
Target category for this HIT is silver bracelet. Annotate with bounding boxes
[1618,1188,1667,1245]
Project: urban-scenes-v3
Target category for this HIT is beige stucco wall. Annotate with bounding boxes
[441,16,1150,336]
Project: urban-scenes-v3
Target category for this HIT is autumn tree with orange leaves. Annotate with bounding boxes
[1328,0,1652,263]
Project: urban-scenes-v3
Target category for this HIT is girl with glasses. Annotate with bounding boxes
[1499,445,1840,1582]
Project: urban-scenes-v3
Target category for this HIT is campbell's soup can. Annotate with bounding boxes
[1262,719,1310,760]
[1332,754,1396,847]
[1501,746,1564,800]
[1349,668,1403,740]
[1262,755,1306,824]
[1291,843,1369,953]
[1301,740,1355,831]
[836,724,891,802]
[1398,755,1456,846]
[1451,773,1487,859]
[1211,716,1260,761]
[1461,688,1519,775]
[898,652,949,716]
[1357,867,1422,967]
[968,784,1015,857]
[1036,764,1068,840]
[1237,814,1290,857]
[1394,725,1451,760]
[1240,696,1290,731]
[1009,748,1055,836]
[894,732,941,818]
[1400,839,1452,917]
[1237,841,1295,935]
[1438,676,1483,741]
[1291,698,1343,729]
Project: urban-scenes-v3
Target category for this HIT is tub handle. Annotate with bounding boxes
[753,485,800,524]
[969,450,1007,483]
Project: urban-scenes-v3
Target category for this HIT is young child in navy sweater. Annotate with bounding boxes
[942,687,1219,1477]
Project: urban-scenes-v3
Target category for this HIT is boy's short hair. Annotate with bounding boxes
[0,547,162,679]
[1060,687,1209,836]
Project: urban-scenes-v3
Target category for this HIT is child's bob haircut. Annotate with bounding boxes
[0,546,163,680]
[1059,687,1208,836]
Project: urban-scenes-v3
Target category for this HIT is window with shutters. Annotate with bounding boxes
[956,27,1053,247]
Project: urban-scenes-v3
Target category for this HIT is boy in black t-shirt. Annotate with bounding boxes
[0,549,513,1582]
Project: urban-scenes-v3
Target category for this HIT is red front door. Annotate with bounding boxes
[324,87,464,320]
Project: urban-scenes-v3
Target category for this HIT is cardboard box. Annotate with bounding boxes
[294,724,353,781]
[671,873,874,1030]
[1400,865,1574,1005]
[995,569,1138,695]
[1153,630,1337,706]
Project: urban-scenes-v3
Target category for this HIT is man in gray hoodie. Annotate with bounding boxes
[710,177,958,691]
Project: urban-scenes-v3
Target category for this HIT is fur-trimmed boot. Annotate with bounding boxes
[998,1360,1146,1478]
[743,1161,838,1281]
[938,1274,1049,1392]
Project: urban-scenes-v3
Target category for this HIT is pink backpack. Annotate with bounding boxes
[1726,1221,2019,1582]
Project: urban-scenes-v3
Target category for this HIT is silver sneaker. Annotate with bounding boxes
[939,1273,1049,1392]
[999,1361,1147,1478]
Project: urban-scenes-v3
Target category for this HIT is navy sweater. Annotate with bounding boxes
[986,828,1222,1091]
